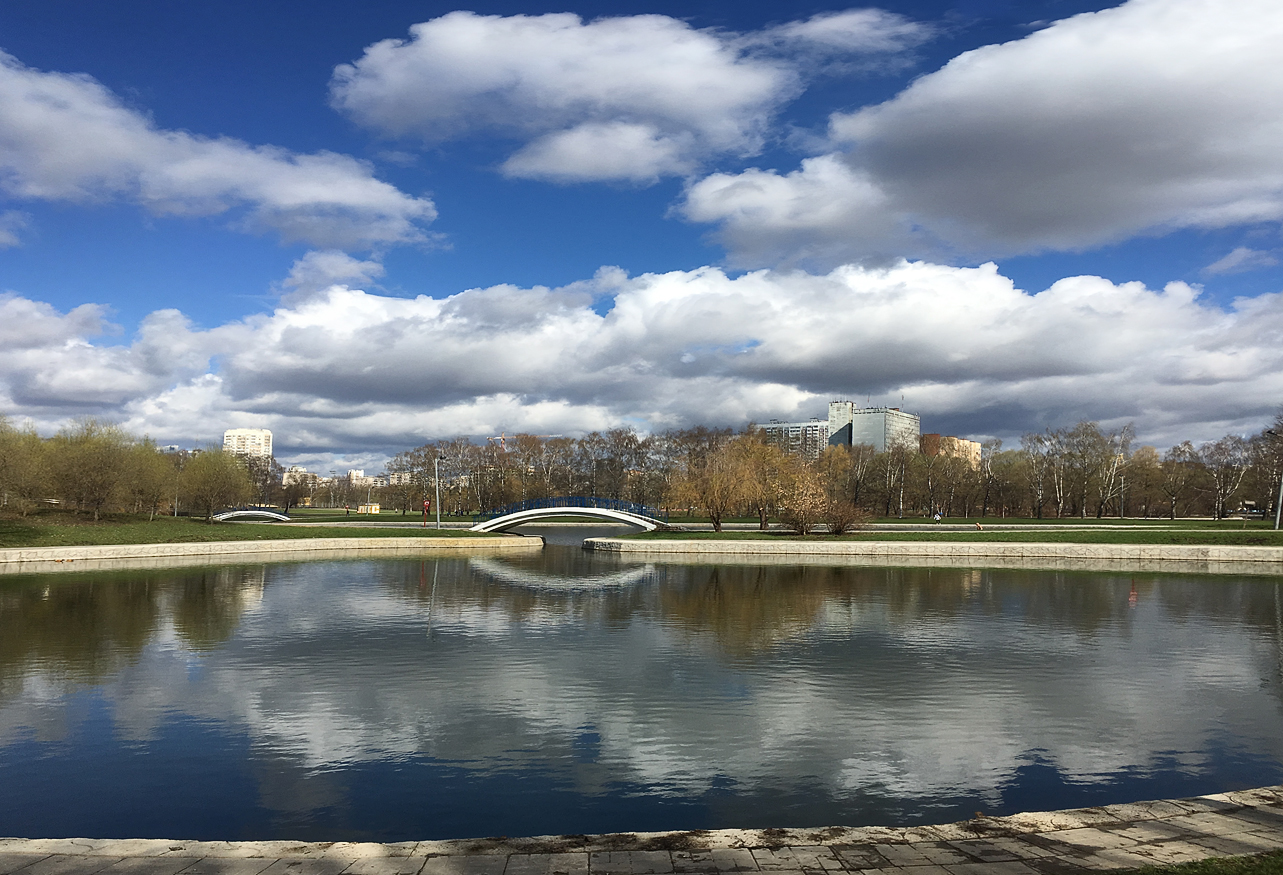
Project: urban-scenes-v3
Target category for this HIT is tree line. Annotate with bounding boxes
[0,417,274,521]
[366,416,1282,529]
[4,414,1279,528]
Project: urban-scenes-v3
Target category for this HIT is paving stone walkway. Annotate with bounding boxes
[4,786,1283,875]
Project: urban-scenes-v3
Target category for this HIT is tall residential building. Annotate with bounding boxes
[827,402,921,452]
[921,434,982,469]
[223,428,273,458]
[761,419,829,461]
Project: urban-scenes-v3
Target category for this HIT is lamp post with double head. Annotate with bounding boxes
[1268,430,1283,531]
[434,456,442,530]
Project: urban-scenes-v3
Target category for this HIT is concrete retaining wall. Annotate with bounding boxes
[583,538,1283,575]
[0,536,542,575]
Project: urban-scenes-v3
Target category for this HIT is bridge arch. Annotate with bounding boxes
[213,509,292,522]
[470,496,671,533]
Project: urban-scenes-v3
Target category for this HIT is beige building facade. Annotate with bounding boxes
[223,428,273,457]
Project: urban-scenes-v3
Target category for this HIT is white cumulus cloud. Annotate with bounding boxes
[683,0,1283,266]
[329,9,926,184]
[0,51,435,250]
[282,250,387,300]
[1,261,1279,457]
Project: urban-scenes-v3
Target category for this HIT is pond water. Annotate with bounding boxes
[1,525,1282,842]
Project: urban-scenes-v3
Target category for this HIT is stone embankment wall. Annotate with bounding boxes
[584,539,1283,575]
[0,536,542,575]
[0,785,1281,874]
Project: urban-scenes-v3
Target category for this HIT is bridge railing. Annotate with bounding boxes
[473,496,668,524]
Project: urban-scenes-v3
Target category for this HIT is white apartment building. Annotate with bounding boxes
[761,420,830,461]
[827,402,921,452]
[223,428,273,457]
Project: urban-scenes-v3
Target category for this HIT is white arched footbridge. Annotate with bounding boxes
[213,508,292,522]
[470,497,674,533]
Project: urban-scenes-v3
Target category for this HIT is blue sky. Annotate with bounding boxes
[1,0,1281,470]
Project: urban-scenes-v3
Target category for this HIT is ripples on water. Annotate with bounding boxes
[1,524,1281,841]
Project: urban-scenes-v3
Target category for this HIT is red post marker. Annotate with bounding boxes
[423,498,431,528]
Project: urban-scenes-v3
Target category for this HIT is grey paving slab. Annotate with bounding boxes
[883,867,952,875]
[324,846,420,862]
[167,859,276,875]
[1019,858,1090,875]
[1096,802,1189,822]
[623,853,673,875]
[505,857,550,875]
[1125,842,1209,866]
[669,852,717,874]
[1188,833,1283,856]
[97,859,203,875]
[909,848,970,868]
[830,848,886,871]
[943,842,1023,864]
[1225,807,1283,831]
[703,852,756,874]
[1030,831,1135,852]
[873,848,931,869]
[942,863,1040,875]
[341,859,428,875]
[1108,823,1197,845]
[544,855,589,875]
[589,854,675,875]
[778,849,841,871]
[748,852,791,872]
[17,857,122,875]
[420,857,508,875]
[1060,850,1156,872]
[0,855,51,875]
[1162,812,1259,836]
[1241,830,1283,850]
[257,859,352,875]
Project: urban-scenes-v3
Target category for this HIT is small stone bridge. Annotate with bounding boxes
[471,496,675,532]
[212,508,291,522]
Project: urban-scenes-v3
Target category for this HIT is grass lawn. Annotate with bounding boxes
[0,510,498,549]
[629,527,1283,546]
[1123,851,1283,875]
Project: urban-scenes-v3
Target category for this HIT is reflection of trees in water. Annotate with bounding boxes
[656,565,831,656]
[170,567,265,652]
[1147,576,1283,631]
[383,556,1283,661]
[0,566,266,691]
[0,576,161,687]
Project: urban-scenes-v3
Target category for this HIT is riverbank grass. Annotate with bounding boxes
[0,510,492,548]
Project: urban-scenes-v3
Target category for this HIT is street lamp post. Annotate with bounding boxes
[1269,430,1283,531]
[434,456,442,530]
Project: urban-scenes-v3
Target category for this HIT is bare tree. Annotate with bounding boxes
[0,416,47,516]
[49,418,131,521]
[182,450,253,522]
[125,439,176,520]
[1160,441,1199,519]
[1199,435,1251,519]
[1021,432,1054,518]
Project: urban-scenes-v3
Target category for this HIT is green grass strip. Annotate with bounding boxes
[629,530,1283,546]
[0,514,495,548]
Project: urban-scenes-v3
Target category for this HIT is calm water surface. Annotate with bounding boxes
[2,524,1282,841]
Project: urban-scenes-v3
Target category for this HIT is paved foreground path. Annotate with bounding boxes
[4,786,1283,875]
